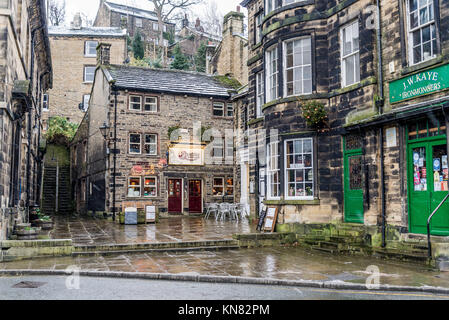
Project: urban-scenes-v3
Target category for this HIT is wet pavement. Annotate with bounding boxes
[48,215,255,246]
[2,247,449,289]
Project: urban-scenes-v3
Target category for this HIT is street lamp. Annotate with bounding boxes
[99,122,110,141]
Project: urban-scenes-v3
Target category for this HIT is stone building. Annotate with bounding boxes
[171,15,222,65]
[0,0,52,238]
[71,44,236,216]
[239,0,449,237]
[93,0,175,59]
[45,15,127,126]
[207,8,249,87]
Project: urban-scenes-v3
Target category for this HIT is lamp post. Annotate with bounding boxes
[99,122,115,221]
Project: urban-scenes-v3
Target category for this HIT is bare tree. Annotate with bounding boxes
[48,0,66,26]
[149,0,204,66]
[201,1,223,37]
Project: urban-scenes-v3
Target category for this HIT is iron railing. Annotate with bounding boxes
[427,194,449,258]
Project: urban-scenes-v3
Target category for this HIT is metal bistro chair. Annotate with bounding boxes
[216,203,230,221]
[204,203,219,220]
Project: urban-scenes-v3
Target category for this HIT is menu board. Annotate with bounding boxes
[146,206,156,223]
[263,207,279,232]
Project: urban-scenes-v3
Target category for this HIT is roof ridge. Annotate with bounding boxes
[108,64,215,77]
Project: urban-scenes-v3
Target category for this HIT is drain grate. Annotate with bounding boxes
[12,281,46,289]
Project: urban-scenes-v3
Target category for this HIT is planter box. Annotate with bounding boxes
[118,210,155,225]
[16,229,39,241]
[32,220,54,230]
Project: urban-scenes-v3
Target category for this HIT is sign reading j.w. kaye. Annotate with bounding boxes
[389,64,449,104]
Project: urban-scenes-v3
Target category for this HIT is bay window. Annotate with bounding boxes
[267,141,280,199]
[284,37,312,96]
[265,46,278,102]
[266,0,307,14]
[406,0,437,65]
[341,21,360,87]
[285,138,314,200]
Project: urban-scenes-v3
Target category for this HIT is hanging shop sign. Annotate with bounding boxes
[389,64,449,104]
[169,144,204,166]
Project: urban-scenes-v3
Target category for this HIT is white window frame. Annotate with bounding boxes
[265,46,278,103]
[163,25,167,32]
[283,37,312,97]
[213,102,225,117]
[255,13,264,44]
[406,0,437,66]
[226,103,234,117]
[340,21,360,88]
[83,94,90,112]
[266,141,280,200]
[144,96,158,112]
[256,72,264,118]
[153,22,159,31]
[85,41,98,57]
[143,176,157,198]
[212,177,225,197]
[42,93,49,111]
[83,66,96,83]
[284,138,314,200]
[129,95,142,111]
[129,133,142,154]
[128,177,141,198]
[144,134,158,156]
[135,17,142,28]
[212,137,224,159]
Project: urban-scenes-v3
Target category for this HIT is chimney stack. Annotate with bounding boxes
[97,43,111,66]
[70,13,83,30]
[237,6,241,12]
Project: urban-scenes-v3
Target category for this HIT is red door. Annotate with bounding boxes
[168,179,183,213]
[189,180,202,214]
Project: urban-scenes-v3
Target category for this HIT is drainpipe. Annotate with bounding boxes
[112,88,118,222]
[375,0,387,248]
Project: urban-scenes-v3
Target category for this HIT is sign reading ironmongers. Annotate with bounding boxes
[389,64,449,104]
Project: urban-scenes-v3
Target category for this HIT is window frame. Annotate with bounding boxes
[128,177,142,198]
[129,95,142,111]
[255,12,264,44]
[226,103,234,117]
[83,66,96,83]
[256,71,264,118]
[266,141,281,200]
[153,22,159,31]
[84,40,98,57]
[225,177,234,196]
[213,101,225,117]
[143,176,158,198]
[212,177,225,197]
[340,21,360,88]
[144,96,158,113]
[144,133,158,156]
[283,36,313,97]
[42,93,49,111]
[284,137,315,200]
[135,17,142,28]
[405,0,437,66]
[265,45,279,103]
[265,0,307,14]
[129,133,142,155]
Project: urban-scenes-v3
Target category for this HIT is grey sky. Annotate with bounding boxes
[59,0,247,27]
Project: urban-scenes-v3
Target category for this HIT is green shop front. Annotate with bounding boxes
[389,64,449,236]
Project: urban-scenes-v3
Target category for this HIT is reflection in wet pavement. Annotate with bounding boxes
[48,216,255,245]
[1,246,449,289]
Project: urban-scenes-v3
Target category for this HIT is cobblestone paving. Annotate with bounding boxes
[1,247,449,289]
[48,215,255,245]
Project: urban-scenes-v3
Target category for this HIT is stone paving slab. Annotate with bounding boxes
[48,215,255,246]
[1,247,449,289]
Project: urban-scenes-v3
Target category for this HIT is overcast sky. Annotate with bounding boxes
[58,0,247,27]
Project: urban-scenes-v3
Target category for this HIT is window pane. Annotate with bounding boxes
[409,0,418,12]
[410,11,418,29]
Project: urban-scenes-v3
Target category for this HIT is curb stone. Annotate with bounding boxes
[1,269,449,295]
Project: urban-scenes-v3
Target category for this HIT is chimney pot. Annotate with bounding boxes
[97,43,112,66]
[237,6,241,12]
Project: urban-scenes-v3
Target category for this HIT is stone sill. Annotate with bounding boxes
[264,199,320,206]
[247,117,264,126]
[400,55,449,77]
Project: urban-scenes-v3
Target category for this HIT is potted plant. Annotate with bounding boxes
[31,210,54,230]
[15,224,40,240]
[301,100,329,132]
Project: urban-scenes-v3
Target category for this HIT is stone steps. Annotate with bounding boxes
[73,239,239,256]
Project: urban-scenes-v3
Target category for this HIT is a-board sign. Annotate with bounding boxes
[257,205,267,231]
[146,206,156,223]
[263,207,279,232]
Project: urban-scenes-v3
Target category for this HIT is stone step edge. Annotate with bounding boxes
[73,245,240,257]
[74,239,239,252]
[2,269,449,295]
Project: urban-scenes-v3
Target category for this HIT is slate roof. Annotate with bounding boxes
[104,65,234,98]
[104,1,175,25]
[48,26,127,37]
